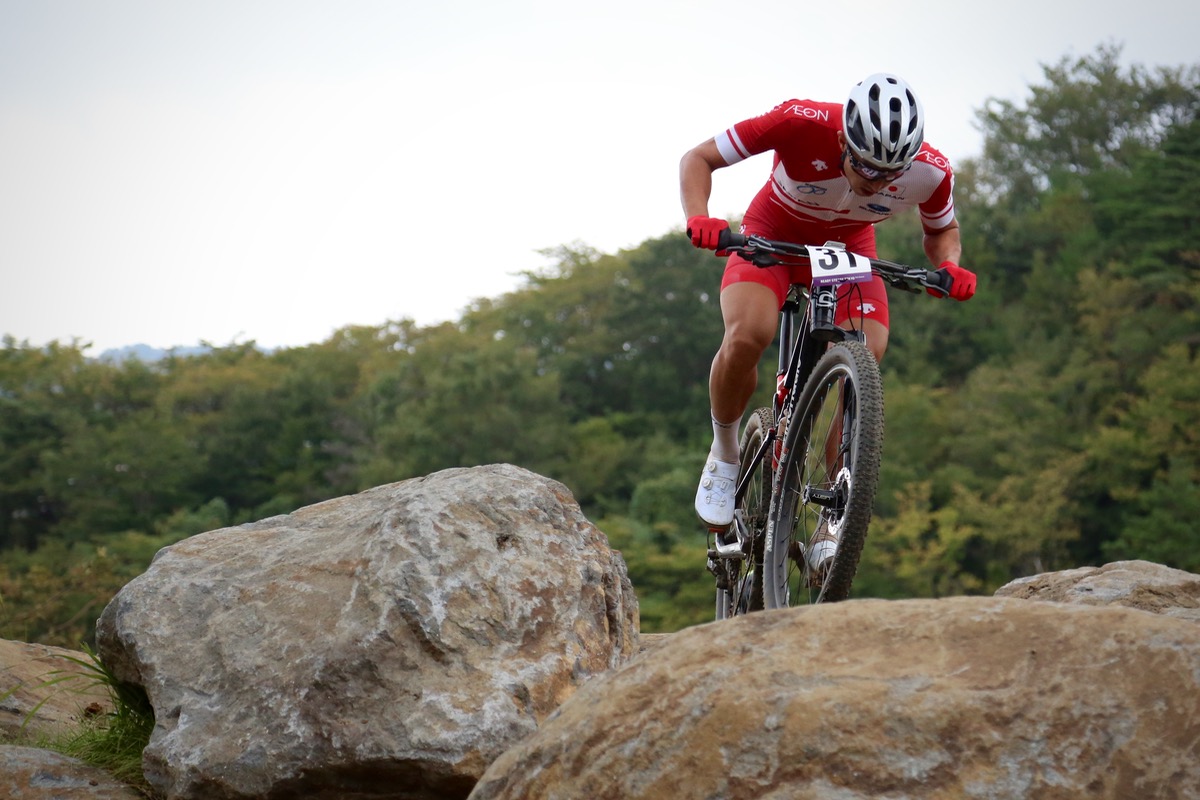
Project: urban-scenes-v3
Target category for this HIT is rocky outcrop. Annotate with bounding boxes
[14,462,1200,800]
[470,597,1200,800]
[995,559,1200,622]
[0,639,113,741]
[0,745,143,799]
[96,464,639,800]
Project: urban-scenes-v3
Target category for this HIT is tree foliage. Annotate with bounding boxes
[2,45,1197,639]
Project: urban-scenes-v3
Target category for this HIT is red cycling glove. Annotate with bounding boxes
[686,215,729,250]
[929,261,977,301]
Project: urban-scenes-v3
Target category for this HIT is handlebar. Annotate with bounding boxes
[716,230,952,298]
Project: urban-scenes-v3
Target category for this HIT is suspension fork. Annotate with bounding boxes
[773,297,804,423]
[773,295,822,463]
[772,306,793,469]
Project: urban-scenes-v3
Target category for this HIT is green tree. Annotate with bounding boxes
[39,408,198,542]
[975,42,1199,202]
[359,323,569,486]
[968,43,1198,304]
[0,339,89,550]
[1089,116,1200,286]
[1089,343,1200,570]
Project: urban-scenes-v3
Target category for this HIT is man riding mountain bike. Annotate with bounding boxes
[681,73,977,569]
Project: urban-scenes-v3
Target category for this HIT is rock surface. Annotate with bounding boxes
[0,745,142,799]
[96,464,639,800]
[470,596,1200,800]
[0,639,113,741]
[995,559,1200,622]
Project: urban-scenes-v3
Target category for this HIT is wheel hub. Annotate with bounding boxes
[825,466,853,537]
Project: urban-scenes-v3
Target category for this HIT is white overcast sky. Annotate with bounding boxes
[2,0,1196,353]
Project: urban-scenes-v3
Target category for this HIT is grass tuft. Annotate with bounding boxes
[36,644,157,797]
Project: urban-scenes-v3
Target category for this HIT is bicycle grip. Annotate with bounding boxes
[926,267,953,297]
[717,229,745,251]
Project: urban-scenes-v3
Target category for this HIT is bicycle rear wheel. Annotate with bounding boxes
[714,407,773,619]
[764,341,883,607]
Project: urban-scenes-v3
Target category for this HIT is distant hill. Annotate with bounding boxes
[96,344,213,363]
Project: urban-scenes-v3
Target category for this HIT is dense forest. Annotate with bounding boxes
[3,46,1198,642]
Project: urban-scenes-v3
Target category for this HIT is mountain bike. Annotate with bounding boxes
[708,231,953,618]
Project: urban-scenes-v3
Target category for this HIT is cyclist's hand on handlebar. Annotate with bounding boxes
[686,215,730,251]
[928,261,977,301]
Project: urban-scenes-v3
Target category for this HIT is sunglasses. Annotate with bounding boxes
[844,148,909,182]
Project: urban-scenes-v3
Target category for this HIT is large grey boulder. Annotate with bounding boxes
[96,464,639,800]
[470,596,1200,800]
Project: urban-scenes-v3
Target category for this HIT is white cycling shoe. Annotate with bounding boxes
[695,456,739,527]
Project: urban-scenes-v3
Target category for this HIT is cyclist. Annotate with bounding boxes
[683,73,977,535]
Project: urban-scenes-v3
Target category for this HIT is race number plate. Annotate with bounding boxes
[806,245,873,287]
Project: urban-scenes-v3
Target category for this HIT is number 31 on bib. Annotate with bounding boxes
[807,243,872,287]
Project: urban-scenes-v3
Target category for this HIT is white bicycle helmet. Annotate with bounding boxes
[843,73,925,170]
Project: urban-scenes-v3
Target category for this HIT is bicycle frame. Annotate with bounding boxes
[716,282,861,560]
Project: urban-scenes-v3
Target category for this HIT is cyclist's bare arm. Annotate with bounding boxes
[680,138,730,220]
[923,220,962,267]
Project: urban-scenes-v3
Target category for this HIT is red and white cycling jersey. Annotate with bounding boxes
[715,99,956,239]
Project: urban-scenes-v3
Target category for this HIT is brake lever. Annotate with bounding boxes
[895,280,922,294]
[749,252,783,267]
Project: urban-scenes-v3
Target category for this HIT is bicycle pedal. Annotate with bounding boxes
[712,540,745,560]
[708,525,744,560]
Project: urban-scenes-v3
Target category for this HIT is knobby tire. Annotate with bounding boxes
[764,341,884,606]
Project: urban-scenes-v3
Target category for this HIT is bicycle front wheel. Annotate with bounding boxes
[764,341,884,607]
[715,407,772,620]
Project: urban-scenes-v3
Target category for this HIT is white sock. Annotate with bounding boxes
[710,412,740,464]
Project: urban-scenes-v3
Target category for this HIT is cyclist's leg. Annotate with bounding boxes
[696,257,787,526]
[711,282,781,432]
[710,254,788,450]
